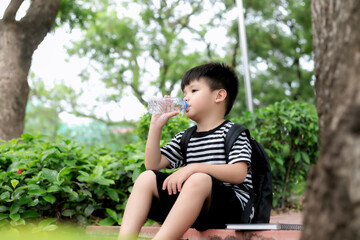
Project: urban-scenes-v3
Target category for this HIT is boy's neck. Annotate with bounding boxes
[196,117,226,132]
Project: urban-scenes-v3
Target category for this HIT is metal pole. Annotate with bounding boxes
[236,0,254,113]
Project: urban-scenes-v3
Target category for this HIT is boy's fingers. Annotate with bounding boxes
[171,182,177,195]
[162,177,168,190]
[167,112,179,119]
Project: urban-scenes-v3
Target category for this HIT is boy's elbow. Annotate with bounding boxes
[145,163,154,170]
[144,160,162,171]
[232,162,248,184]
[233,174,246,184]
[144,160,155,170]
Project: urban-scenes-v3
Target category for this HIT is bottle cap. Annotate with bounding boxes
[184,101,187,111]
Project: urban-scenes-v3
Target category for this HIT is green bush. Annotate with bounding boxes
[0,134,145,228]
[232,99,319,209]
[135,112,192,146]
[0,113,190,229]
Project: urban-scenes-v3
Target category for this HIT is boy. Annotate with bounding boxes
[119,63,253,240]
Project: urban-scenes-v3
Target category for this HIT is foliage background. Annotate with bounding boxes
[0,0,318,232]
[24,0,314,134]
[0,100,318,229]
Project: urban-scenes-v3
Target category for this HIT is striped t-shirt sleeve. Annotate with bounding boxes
[228,131,252,165]
[160,131,185,169]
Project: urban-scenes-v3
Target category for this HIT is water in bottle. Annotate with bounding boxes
[148,97,187,114]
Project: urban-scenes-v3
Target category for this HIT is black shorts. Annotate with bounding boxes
[147,170,247,231]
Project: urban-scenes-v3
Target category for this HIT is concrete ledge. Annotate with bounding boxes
[86,225,301,240]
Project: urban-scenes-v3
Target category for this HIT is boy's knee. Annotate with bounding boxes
[183,173,212,192]
[134,170,156,186]
[136,170,156,180]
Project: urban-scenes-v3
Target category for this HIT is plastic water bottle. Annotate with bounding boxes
[148,97,187,114]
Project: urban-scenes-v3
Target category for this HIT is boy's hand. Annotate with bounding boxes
[150,111,179,129]
[162,165,196,195]
[150,95,179,128]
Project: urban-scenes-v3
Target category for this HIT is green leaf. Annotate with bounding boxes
[1,185,13,192]
[76,214,88,225]
[40,149,58,162]
[106,208,118,221]
[42,168,58,184]
[13,189,25,200]
[39,218,57,228]
[92,176,114,186]
[28,188,46,195]
[0,214,8,221]
[274,157,284,165]
[62,186,79,199]
[0,192,10,200]
[11,180,19,189]
[18,196,32,205]
[9,213,20,221]
[59,167,73,177]
[21,133,34,141]
[10,218,25,227]
[55,143,67,153]
[9,204,20,214]
[107,188,119,202]
[21,210,40,219]
[28,199,39,207]
[301,152,310,164]
[47,185,61,193]
[93,165,103,176]
[80,189,92,197]
[77,171,91,182]
[43,194,56,204]
[0,206,8,212]
[295,151,301,163]
[98,217,116,226]
[62,209,75,217]
[84,205,94,217]
[42,224,58,231]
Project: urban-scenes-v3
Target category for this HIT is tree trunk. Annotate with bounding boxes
[301,1,360,239]
[0,0,60,140]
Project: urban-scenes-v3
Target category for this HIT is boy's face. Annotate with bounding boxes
[183,77,221,122]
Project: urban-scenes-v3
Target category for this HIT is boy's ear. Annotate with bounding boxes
[215,89,227,103]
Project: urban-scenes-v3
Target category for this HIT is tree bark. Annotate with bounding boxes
[301,0,360,239]
[0,0,60,140]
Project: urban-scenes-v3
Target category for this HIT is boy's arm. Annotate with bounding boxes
[162,162,248,195]
[144,112,178,170]
[191,162,248,183]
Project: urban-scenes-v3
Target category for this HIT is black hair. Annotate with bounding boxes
[181,62,239,116]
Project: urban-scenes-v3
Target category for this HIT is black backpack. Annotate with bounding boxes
[180,123,273,223]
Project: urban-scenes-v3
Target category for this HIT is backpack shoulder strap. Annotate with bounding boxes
[180,125,197,165]
[224,123,250,161]
[225,123,254,223]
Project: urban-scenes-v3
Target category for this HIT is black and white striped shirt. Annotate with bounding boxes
[160,120,253,209]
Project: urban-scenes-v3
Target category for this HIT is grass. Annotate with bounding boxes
[0,225,117,240]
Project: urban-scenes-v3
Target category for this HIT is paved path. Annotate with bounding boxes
[270,212,303,224]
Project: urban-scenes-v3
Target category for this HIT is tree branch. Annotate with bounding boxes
[2,0,23,21]
[129,82,146,106]
[22,0,60,23]
[69,109,124,126]
[17,0,61,58]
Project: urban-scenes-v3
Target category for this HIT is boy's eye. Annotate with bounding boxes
[192,89,198,93]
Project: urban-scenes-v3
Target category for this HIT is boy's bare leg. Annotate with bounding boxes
[118,170,159,240]
[153,173,212,240]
